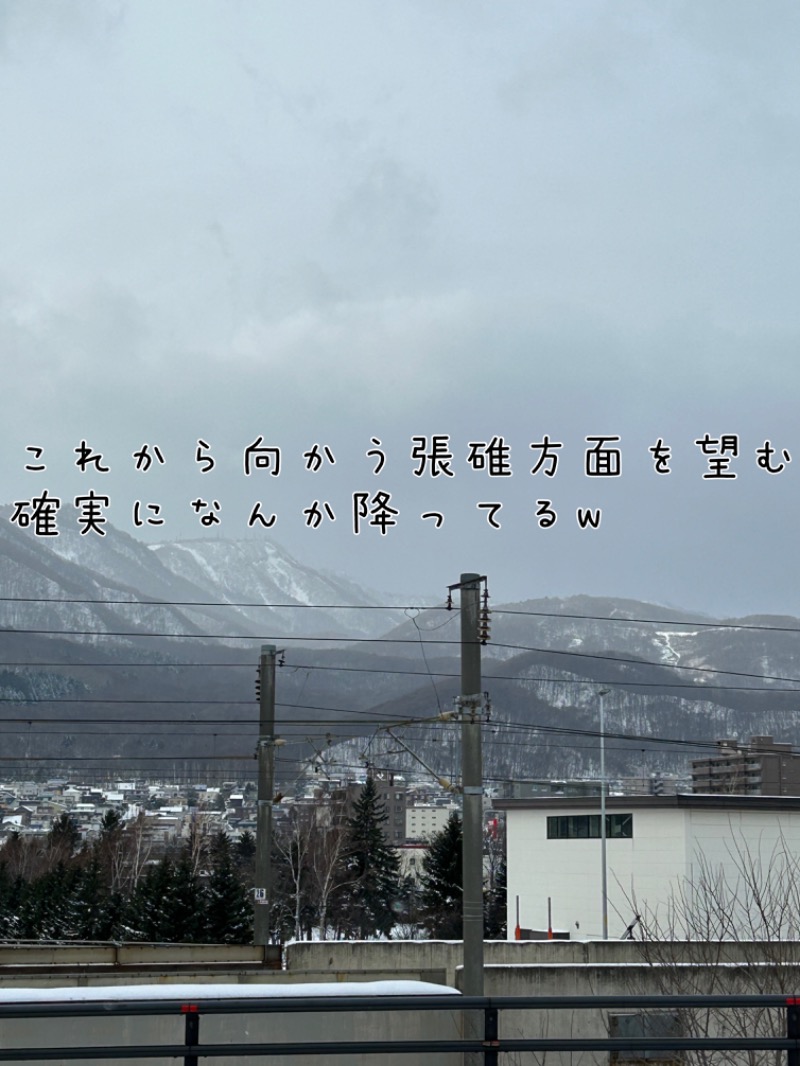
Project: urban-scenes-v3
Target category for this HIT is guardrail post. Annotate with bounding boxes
[182,1004,200,1066]
[483,1002,499,1066]
[787,998,800,1066]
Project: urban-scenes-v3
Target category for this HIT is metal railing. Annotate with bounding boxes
[0,992,798,1063]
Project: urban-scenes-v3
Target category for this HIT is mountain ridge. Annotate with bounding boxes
[1,520,799,784]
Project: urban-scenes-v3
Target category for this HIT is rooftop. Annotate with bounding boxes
[495,793,800,813]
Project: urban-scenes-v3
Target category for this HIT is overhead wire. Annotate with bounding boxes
[0,711,780,755]
[2,596,799,777]
[2,593,800,634]
[0,596,448,611]
[491,607,800,633]
[0,627,464,643]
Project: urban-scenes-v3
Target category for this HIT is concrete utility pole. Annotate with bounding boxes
[598,687,610,940]
[457,573,484,997]
[254,644,277,945]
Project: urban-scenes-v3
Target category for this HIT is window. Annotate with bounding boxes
[546,813,633,839]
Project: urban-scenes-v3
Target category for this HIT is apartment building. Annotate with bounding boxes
[691,735,800,795]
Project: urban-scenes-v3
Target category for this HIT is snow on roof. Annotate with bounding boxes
[0,981,460,1003]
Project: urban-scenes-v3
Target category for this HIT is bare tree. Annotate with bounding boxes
[621,830,800,1066]
[310,814,350,941]
[116,811,155,894]
[273,806,316,941]
[272,797,359,941]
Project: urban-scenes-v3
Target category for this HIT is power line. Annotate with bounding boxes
[0,701,438,721]
[0,595,448,612]
[0,627,462,644]
[0,661,255,667]
[2,639,800,688]
[492,608,800,634]
[0,657,798,692]
[486,641,800,685]
[282,659,800,690]
[0,754,253,762]
[0,714,780,756]
[3,594,800,635]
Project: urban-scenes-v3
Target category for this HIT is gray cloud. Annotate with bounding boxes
[1,0,799,614]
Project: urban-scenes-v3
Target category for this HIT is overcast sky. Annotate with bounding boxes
[1,0,799,616]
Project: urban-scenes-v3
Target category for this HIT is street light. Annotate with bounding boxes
[598,688,611,939]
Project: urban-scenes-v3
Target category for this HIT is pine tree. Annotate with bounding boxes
[71,857,118,941]
[235,830,256,873]
[122,858,177,941]
[419,811,463,939]
[165,852,208,942]
[99,809,124,836]
[18,863,82,939]
[0,830,32,881]
[0,863,24,939]
[336,777,402,939]
[46,813,81,869]
[93,809,127,899]
[205,832,252,944]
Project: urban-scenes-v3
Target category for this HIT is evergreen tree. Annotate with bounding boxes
[0,863,24,939]
[99,809,124,836]
[45,813,81,869]
[93,809,127,898]
[70,857,116,941]
[336,777,402,939]
[419,811,463,939]
[122,858,177,941]
[0,831,32,881]
[18,863,82,939]
[234,829,256,886]
[205,832,252,944]
[164,852,208,942]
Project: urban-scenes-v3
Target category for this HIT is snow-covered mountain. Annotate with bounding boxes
[312,595,800,787]
[0,518,411,640]
[1,518,799,783]
[149,537,407,638]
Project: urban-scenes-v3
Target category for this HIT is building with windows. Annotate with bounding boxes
[405,803,459,843]
[496,793,800,940]
[331,776,408,844]
[691,735,800,795]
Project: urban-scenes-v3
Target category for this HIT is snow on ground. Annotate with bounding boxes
[0,981,460,1003]
[654,630,697,665]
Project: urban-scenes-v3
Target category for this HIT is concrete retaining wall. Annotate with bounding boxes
[284,937,800,988]
[2,940,799,1065]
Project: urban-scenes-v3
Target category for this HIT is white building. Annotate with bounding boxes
[405,804,458,842]
[496,793,800,940]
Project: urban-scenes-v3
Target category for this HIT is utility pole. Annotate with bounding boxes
[598,687,610,940]
[455,572,485,997]
[254,644,277,945]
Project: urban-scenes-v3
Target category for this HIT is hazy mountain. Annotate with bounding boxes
[309,596,800,788]
[1,520,799,785]
[0,519,409,640]
[149,537,408,638]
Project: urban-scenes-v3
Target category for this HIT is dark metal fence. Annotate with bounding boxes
[0,993,798,1063]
